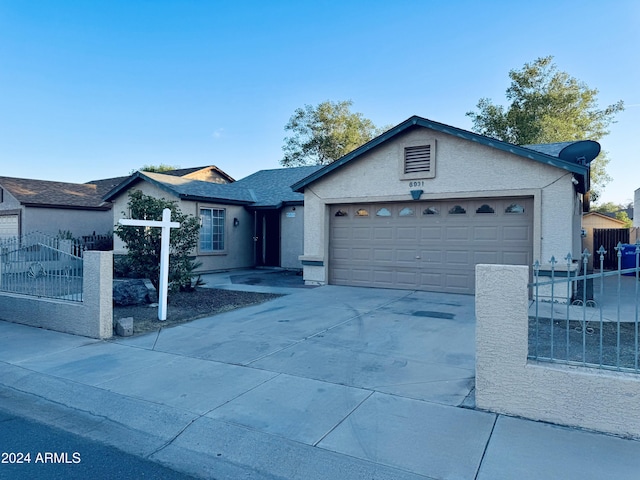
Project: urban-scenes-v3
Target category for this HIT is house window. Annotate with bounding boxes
[200,208,225,251]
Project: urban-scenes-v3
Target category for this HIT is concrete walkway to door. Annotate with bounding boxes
[1,279,640,479]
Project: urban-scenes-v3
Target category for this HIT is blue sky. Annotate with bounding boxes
[1,1,638,205]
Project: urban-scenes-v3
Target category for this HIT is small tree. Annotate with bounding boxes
[115,191,201,292]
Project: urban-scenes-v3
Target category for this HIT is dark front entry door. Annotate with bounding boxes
[255,210,280,267]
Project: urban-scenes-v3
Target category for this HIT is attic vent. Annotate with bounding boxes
[404,145,431,174]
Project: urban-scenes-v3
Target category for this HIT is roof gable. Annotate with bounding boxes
[292,115,593,193]
[583,211,627,225]
[103,171,255,205]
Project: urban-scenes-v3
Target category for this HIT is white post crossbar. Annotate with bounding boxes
[119,208,180,321]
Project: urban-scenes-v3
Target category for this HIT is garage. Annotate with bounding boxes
[329,197,533,294]
[295,116,591,293]
[0,214,19,240]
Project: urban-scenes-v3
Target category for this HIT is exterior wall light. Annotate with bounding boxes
[233,218,240,227]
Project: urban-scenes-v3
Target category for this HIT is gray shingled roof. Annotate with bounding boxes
[103,166,322,208]
[0,176,109,209]
[134,172,256,204]
[521,142,577,157]
[87,176,130,197]
[231,166,322,207]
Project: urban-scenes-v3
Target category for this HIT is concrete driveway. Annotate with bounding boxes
[2,277,640,479]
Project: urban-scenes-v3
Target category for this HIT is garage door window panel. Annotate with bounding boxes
[398,207,415,217]
[423,206,440,215]
[505,203,525,214]
[448,205,467,215]
[355,208,370,217]
[475,204,495,214]
[376,208,392,217]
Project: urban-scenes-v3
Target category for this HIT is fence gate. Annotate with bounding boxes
[594,228,630,269]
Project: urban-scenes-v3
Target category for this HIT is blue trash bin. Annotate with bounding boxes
[620,244,639,276]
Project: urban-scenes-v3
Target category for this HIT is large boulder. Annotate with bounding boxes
[113,279,152,306]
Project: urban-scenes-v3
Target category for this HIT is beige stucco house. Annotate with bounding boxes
[104,165,321,272]
[0,176,114,240]
[293,116,596,294]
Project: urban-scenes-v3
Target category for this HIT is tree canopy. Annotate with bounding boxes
[281,100,386,167]
[129,164,179,175]
[466,56,624,201]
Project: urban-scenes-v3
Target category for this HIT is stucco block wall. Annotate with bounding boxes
[0,251,113,339]
[302,127,578,284]
[476,264,640,438]
[280,206,304,269]
[112,183,254,272]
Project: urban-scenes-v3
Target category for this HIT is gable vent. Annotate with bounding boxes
[404,145,431,174]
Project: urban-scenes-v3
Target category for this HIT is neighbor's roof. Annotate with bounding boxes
[582,211,628,224]
[150,165,235,183]
[291,115,593,194]
[232,166,323,208]
[0,176,110,210]
[103,171,255,205]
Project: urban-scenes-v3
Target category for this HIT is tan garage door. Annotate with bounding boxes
[0,214,19,240]
[329,198,533,294]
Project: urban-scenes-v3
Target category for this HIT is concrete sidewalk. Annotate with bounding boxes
[1,284,640,479]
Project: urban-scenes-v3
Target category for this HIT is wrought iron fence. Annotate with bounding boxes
[0,233,84,301]
[528,241,640,373]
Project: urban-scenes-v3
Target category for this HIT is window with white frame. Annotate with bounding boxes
[200,208,225,252]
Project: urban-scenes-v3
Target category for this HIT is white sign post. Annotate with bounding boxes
[119,208,180,321]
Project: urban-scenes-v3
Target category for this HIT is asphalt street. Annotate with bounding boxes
[0,407,198,480]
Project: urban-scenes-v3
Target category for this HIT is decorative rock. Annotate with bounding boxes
[115,317,134,337]
[113,279,152,306]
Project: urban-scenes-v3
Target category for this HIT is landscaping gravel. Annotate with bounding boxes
[113,288,282,336]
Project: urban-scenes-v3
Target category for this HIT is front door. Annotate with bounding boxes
[255,210,280,267]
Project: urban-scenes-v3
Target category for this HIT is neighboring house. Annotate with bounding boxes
[581,212,628,269]
[0,176,113,240]
[634,187,639,228]
[103,165,322,271]
[0,165,235,242]
[292,115,597,294]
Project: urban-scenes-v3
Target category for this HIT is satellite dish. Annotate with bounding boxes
[558,141,601,165]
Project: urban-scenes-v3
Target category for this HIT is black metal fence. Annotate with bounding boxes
[528,241,640,373]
